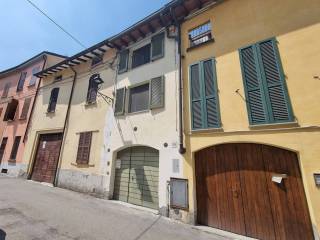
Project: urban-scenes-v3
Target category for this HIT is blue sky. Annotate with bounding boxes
[0,0,170,71]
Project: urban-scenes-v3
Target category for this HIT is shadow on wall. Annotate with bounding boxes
[0,229,6,240]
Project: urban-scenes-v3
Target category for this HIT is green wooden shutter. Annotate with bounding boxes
[257,39,293,123]
[114,88,126,115]
[202,59,220,128]
[240,38,293,125]
[190,63,203,129]
[149,76,165,109]
[240,45,268,124]
[118,50,129,73]
[151,32,165,61]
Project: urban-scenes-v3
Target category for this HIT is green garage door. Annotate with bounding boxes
[113,146,159,209]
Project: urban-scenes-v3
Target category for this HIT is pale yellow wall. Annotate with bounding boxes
[59,49,117,176]
[22,67,74,171]
[181,0,320,233]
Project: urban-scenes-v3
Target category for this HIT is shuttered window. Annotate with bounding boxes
[76,132,92,165]
[190,59,220,130]
[129,83,149,113]
[4,99,18,121]
[151,32,165,60]
[132,44,151,68]
[10,136,21,160]
[29,66,40,86]
[20,98,32,119]
[149,76,165,109]
[239,38,293,125]
[48,88,59,113]
[2,82,11,98]
[114,88,126,115]
[17,72,27,91]
[87,74,103,103]
[0,137,8,163]
[118,50,129,73]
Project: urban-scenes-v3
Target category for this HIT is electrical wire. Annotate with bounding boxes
[25,0,87,49]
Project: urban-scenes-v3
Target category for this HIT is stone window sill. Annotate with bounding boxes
[71,163,95,168]
[249,122,299,130]
[190,127,224,134]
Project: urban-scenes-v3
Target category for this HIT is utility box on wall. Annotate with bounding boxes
[170,178,188,210]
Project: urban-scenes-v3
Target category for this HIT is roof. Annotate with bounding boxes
[36,0,218,78]
[0,51,67,78]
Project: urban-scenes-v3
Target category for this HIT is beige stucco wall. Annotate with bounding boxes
[56,49,117,194]
[181,0,320,235]
[22,67,74,173]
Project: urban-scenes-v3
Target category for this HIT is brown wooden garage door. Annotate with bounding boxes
[195,143,313,240]
[31,133,63,184]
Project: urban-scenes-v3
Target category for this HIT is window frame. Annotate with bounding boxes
[47,88,60,113]
[17,72,27,92]
[131,44,151,69]
[76,131,93,165]
[189,57,221,130]
[128,81,150,114]
[29,66,40,86]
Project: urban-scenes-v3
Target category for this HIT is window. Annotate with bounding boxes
[0,108,3,119]
[190,59,220,130]
[54,75,62,82]
[10,136,21,160]
[114,76,165,115]
[132,44,151,68]
[2,82,11,98]
[0,137,8,163]
[3,99,18,121]
[20,97,32,119]
[91,56,103,67]
[87,74,103,103]
[29,66,40,86]
[129,83,150,113]
[17,72,27,91]
[188,22,212,47]
[118,50,129,73]
[48,88,59,113]
[76,132,92,165]
[239,38,293,125]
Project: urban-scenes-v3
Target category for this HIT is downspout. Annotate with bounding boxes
[23,54,47,143]
[53,66,77,186]
[170,7,186,154]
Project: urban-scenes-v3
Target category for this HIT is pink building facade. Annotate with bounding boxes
[0,52,66,176]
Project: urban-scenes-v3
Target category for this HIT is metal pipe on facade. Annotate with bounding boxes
[53,66,77,186]
[170,7,186,154]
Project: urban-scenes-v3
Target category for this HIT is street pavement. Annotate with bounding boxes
[0,175,230,240]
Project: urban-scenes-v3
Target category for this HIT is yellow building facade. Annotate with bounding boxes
[181,0,320,239]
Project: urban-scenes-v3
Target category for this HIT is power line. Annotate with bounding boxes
[25,0,87,49]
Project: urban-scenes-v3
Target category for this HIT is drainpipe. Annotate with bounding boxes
[53,66,77,186]
[23,54,47,143]
[170,7,186,154]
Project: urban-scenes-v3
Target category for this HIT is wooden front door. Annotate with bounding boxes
[113,146,159,209]
[31,133,63,184]
[195,143,313,240]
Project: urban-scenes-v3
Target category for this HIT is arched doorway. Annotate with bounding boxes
[195,143,313,240]
[113,146,159,210]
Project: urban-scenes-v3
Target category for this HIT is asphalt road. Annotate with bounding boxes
[0,175,230,240]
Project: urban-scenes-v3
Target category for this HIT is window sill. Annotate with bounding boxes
[190,127,223,134]
[27,84,36,88]
[186,38,215,52]
[84,101,97,107]
[249,121,299,130]
[71,163,95,168]
[8,159,16,164]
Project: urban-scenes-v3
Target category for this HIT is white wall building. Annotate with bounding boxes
[102,28,184,215]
